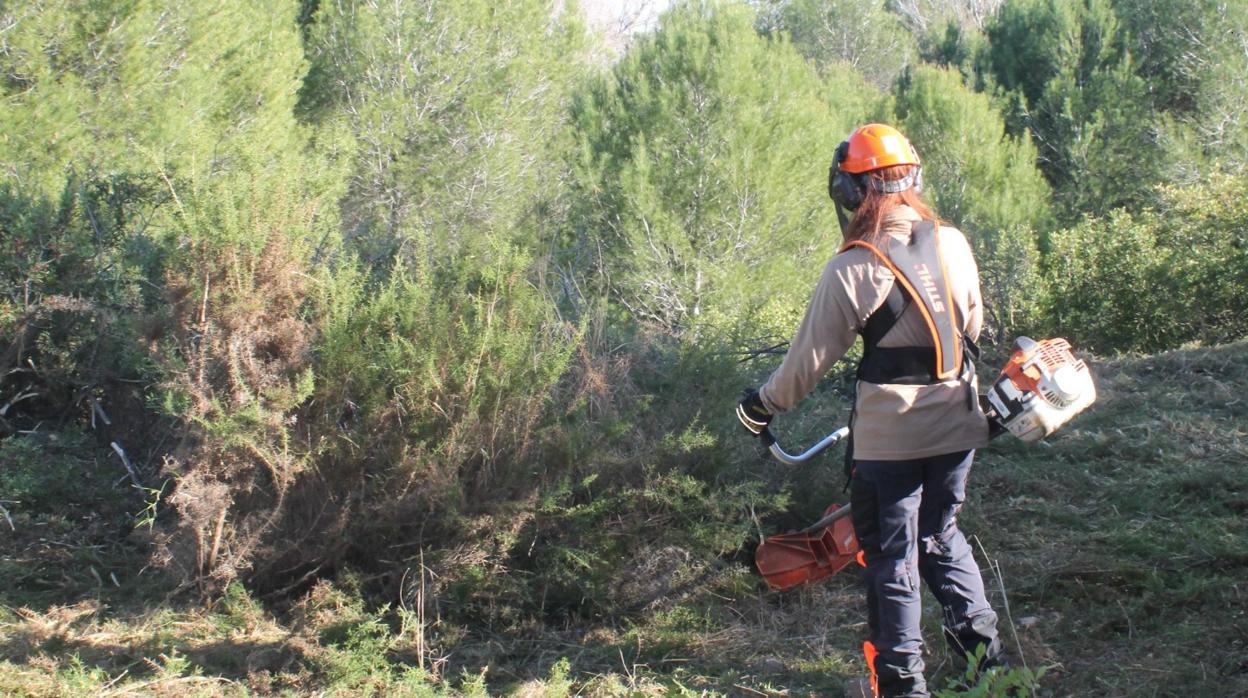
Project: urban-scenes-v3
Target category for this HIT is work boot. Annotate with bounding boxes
[844,676,875,698]
[845,675,932,698]
[943,612,1005,672]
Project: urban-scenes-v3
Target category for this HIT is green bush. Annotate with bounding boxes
[0,432,134,520]
[1043,173,1248,353]
[312,245,578,540]
[0,178,157,434]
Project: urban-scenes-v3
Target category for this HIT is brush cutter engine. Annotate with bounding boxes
[984,336,1096,442]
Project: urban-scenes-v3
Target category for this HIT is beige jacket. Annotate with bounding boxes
[759,205,989,460]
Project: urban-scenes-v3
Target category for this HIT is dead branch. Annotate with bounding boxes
[110,441,143,488]
[737,342,790,363]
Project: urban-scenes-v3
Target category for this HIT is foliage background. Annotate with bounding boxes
[1,0,1246,695]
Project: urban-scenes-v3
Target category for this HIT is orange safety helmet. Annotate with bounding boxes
[829,123,923,216]
[838,123,920,174]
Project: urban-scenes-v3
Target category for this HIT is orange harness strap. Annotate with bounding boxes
[840,221,962,380]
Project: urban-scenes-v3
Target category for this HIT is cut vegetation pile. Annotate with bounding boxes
[2,341,1244,696]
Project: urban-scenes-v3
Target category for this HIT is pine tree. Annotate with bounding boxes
[1110,0,1248,170]
[982,0,1161,218]
[756,0,916,88]
[890,0,1006,34]
[570,1,881,340]
[894,66,1051,237]
[299,0,588,265]
[0,1,307,196]
[893,65,1052,339]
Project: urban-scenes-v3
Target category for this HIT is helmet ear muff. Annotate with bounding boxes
[829,141,866,211]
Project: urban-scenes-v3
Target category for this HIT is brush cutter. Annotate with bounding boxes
[753,336,1097,592]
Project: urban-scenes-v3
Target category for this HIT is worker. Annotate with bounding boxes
[735,124,1006,697]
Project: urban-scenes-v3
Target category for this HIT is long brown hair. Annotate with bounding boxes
[845,164,938,243]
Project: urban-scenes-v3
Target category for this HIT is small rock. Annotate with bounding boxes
[1017,615,1039,629]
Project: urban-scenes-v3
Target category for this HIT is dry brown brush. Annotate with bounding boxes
[149,212,320,597]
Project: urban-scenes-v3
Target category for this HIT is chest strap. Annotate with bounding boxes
[841,220,963,384]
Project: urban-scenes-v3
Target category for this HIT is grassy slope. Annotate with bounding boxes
[972,341,1248,695]
[0,341,1245,696]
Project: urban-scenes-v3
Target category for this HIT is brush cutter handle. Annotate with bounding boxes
[762,426,850,465]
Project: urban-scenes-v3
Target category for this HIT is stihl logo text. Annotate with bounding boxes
[914,263,946,313]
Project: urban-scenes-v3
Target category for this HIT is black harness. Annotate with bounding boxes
[841,221,979,484]
[845,220,967,384]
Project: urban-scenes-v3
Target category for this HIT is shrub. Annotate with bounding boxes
[0,177,158,438]
[308,246,579,558]
[1042,173,1248,353]
[147,168,329,596]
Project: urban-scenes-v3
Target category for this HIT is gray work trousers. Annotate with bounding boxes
[850,450,1003,698]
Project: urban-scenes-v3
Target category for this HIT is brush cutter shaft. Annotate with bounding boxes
[801,499,853,534]
[764,426,849,465]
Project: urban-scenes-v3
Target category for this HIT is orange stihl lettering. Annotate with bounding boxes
[914,263,946,313]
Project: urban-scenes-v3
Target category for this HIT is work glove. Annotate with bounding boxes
[735,388,772,437]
